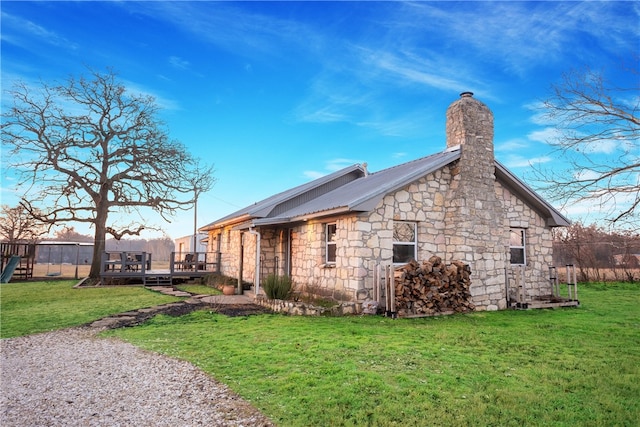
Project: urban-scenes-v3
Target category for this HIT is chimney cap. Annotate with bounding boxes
[460,91,474,98]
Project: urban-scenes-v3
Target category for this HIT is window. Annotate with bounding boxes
[510,228,526,265]
[393,221,416,264]
[326,223,337,264]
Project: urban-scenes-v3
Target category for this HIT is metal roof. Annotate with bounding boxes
[253,148,461,225]
[199,164,364,230]
[201,146,570,230]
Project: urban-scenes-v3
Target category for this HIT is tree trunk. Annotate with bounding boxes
[89,208,109,279]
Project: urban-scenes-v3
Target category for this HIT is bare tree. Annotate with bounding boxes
[535,64,639,230]
[54,226,93,243]
[553,222,640,282]
[0,204,49,243]
[1,69,215,278]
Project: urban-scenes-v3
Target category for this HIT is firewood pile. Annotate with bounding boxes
[394,256,474,317]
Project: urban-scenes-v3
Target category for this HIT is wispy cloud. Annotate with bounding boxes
[496,139,530,152]
[528,128,563,145]
[502,154,552,169]
[1,11,78,51]
[169,56,190,70]
[302,158,361,180]
[121,79,180,111]
[132,2,321,61]
[358,49,468,94]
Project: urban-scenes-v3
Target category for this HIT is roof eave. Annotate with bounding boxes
[252,206,357,227]
[198,213,253,232]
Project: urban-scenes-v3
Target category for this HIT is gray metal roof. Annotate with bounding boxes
[253,148,461,225]
[201,146,570,230]
[199,163,364,230]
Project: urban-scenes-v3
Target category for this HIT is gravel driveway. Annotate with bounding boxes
[1,327,273,426]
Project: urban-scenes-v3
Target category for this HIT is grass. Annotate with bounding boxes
[2,280,637,425]
[105,282,639,426]
[0,280,182,338]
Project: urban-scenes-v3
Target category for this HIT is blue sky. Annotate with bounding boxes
[1,1,638,239]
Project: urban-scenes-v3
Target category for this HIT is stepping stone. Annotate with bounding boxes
[170,291,193,297]
[118,311,141,316]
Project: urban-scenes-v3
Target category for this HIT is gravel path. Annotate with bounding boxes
[1,327,273,426]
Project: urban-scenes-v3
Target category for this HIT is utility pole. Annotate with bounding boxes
[193,184,199,258]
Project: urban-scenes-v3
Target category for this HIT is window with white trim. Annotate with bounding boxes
[510,228,526,265]
[326,223,337,264]
[393,221,416,264]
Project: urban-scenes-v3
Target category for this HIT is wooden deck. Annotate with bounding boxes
[99,251,219,285]
[510,296,580,310]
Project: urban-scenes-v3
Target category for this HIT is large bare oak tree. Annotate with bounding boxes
[1,69,214,278]
[536,65,639,230]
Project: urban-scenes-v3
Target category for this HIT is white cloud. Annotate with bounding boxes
[326,158,360,172]
[496,139,529,152]
[169,56,190,70]
[302,158,361,180]
[121,79,180,111]
[528,128,563,144]
[502,155,552,169]
[1,11,78,50]
[302,170,325,180]
[361,49,467,94]
[573,169,601,181]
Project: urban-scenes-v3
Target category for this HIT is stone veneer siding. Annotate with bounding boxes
[207,166,555,311]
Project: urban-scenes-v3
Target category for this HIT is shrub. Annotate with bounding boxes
[263,274,294,300]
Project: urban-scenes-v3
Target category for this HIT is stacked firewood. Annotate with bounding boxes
[394,256,475,316]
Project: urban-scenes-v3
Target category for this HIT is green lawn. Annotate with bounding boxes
[107,283,639,426]
[0,280,181,338]
[2,280,637,426]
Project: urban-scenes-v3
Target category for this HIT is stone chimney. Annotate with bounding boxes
[444,92,507,311]
[446,91,495,184]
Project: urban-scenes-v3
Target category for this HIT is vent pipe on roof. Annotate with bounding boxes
[362,162,369,177]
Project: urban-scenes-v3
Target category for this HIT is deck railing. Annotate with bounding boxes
[170,251,219,274]
[101,251,151,276]
[98,251,220,284]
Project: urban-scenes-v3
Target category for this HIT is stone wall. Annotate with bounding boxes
[254,296,359,316]
[211,229,257,284]
[287,218,356,301]
[499,183,554,299]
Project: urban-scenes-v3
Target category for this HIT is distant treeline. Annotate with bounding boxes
[553,223,639,282]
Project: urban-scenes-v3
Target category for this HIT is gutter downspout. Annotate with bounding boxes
[248,227,261,298]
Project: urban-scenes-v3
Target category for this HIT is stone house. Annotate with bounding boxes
[200,93,570,311]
